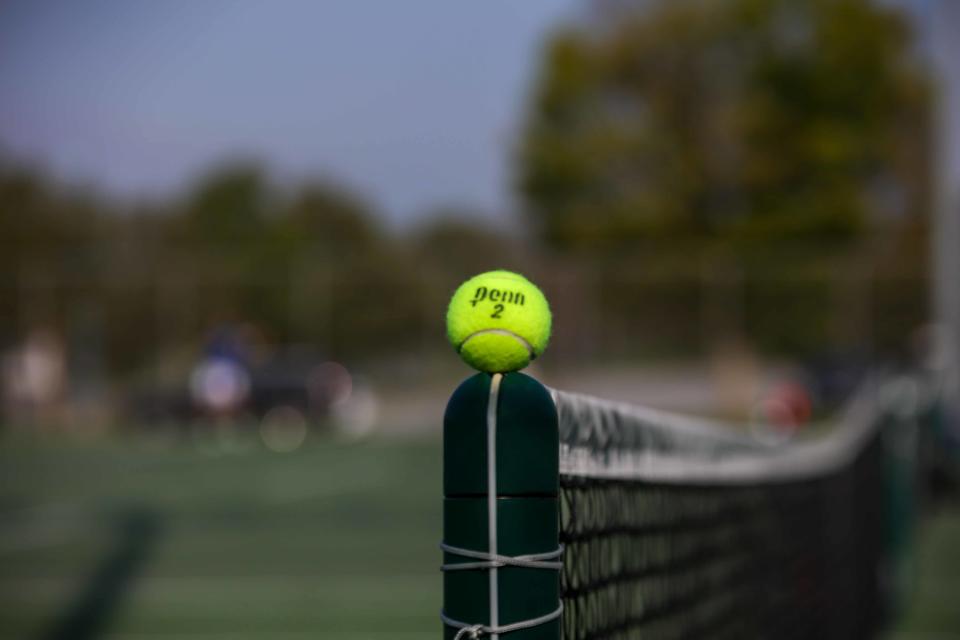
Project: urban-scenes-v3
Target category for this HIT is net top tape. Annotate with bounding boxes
[553,383,881,486]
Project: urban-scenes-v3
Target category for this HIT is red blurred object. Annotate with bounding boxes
[762,381,814,432]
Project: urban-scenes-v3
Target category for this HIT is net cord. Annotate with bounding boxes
[554,381,881,485]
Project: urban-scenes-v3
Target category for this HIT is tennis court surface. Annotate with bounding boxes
[1,373,957,639]
[0,437,443,639]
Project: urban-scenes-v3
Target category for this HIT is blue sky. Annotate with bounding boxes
[0,0,580,225]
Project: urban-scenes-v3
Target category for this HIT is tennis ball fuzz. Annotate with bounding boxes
[446,270,551,373]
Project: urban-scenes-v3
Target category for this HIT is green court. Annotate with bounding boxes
[0,436,444,639]
[1,433,957,639]
[890,508,960,638]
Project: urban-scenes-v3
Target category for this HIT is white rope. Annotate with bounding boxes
[453,624,484,640]
[440,543,564,634]
[441,603,564,638]
[487,373,500,638]
[440,543,563,571]
[439,528,564,636]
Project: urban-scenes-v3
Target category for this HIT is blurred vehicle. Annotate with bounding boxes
[127,345,358,436]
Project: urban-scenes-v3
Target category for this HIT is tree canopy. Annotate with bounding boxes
[519,0,930,255]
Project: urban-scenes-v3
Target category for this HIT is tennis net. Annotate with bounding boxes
[554,385,899,640]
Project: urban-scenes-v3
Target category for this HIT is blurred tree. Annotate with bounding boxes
[279,184,381,262]
[0,151,522,390]
[158,164,278,351]
[162,166,419,357]
[0,160,106,340]
[175,163,271,249]
[519,0,931,357]
[411,214,521,276]
[275,183,420,355]
[408,214,527,344]
[0,162,104,273]
[520,0,930,254]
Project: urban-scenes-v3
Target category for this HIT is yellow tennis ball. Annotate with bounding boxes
[446,270,552,373]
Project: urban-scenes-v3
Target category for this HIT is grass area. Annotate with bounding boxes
[0,435,443,639]
[889,506,960,639]
[1,433,957,639]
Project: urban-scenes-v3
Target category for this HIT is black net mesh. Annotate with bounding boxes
[554,391,888,640]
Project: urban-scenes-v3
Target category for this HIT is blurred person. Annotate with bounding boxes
[1,327,67,430]
[189,322,259,423]
[710,338,762,420]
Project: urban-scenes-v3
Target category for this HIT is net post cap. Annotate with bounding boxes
[443,372,559,497]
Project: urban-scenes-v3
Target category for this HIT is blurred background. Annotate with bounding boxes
[1,0,958,638]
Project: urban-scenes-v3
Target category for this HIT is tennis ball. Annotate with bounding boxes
[446,270,551,373]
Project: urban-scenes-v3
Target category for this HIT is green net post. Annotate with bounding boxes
[442,372,560,639]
